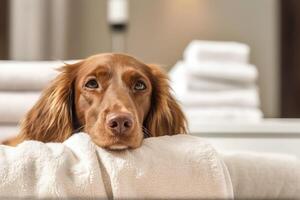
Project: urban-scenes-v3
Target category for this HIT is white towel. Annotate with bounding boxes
[0,124,19,141]
[0,133,106,199]
[172,60,258,84]
[0,92,40,123]
[0,60,78,91]
[177,89,260,108]
[188,76,255,91]
[169,61,258,93]
[187,61,258,84]
[223,152,300,199]
[0,133,233,199]
[184,107,263,122]
[183,40,250,64]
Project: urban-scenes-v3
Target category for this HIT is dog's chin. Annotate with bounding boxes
[108,144,129,150]
[91,136,141,151]
[88,128,144,150]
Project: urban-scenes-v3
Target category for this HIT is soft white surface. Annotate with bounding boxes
[0,124,19,141]
[0,60,78,91]
[187,61,258,84]
[170,61,258,93]
[0,133,106,199]
[188,77,254,91]
[178,89,260,108]
[169,43,262,121]
[185,107,263,123]
[170,63,260,108]
[0,92,40,123]
[0,133,233,199]
[183,40,250,64]
[223,152,300,199]
[189,118,300,134]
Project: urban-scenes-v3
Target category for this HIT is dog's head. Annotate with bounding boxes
[20,53,187,149]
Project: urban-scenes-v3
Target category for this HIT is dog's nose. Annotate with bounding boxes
[106,113,133,135]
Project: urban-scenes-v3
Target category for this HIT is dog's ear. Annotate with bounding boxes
[144,64,187,137]
[18,61,82,142]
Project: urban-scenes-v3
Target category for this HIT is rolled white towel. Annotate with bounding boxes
[183,40,250,64]
[177,89,260,108]
[0,92,40,123]
[0,124,19,142]
[0,60,78,91]
[184,107,263,122]
[223,152,300,199]
[0,133,234,199]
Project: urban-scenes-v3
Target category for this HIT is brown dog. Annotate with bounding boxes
[4,53,187,149]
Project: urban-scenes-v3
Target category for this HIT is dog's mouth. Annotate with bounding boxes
[87,126,144,150]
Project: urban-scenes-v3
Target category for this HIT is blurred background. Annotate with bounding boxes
[0,0,299,119]
[1,2,300,193]
[0,0,300,161]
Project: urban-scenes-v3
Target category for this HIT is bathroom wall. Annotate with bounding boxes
[127,0,280,118]
[9,0,279,117]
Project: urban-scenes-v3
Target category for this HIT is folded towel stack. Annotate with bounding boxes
[169,40,263,122]
[0,60,77,140]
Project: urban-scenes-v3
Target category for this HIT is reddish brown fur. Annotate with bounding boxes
[4,53,187,148]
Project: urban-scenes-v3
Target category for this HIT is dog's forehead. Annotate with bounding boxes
[79,53,148,74]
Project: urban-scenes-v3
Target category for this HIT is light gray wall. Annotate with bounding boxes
[9,0,279,117]
[127,0,280,118]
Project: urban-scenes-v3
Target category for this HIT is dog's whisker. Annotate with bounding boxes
[73,125,86,133]
[142,126,152,138]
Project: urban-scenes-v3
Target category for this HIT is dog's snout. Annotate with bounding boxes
[106,113,133,135]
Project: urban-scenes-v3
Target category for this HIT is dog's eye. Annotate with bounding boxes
[85,79,99,89]
[134,80,147,91]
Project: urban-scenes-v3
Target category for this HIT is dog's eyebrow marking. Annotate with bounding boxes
[123,69,147,81]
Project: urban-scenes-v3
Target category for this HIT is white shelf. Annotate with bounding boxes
[189,118,300,136]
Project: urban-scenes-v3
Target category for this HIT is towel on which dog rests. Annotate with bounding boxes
[0,133,106,199]
[0,133,233,199]
[97,134,233,199]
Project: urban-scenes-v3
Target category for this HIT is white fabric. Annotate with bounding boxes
[187,61,258,84]
[97,134,233,199]
[177,89,260,108]
[0,133,233,199]
[170,63,260,108]
[184,107,263,122]
[0,60,78,91]
[183,40,250,64]
[169,53,263,121]
[0,124,19,141]
[0,92,40,123]
[188,77,253,91]
[171,61,258,85]
[223,152,300,200]
[169,60,258,93]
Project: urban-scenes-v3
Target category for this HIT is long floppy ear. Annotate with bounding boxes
[18,61,82,143]
[144,64,187,137]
